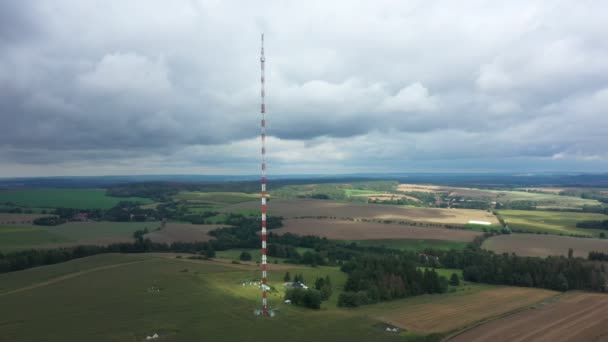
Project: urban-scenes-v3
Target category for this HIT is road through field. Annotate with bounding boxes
[450,292,608,342]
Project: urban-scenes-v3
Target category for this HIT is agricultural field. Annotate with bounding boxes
[351,239,469,252]
[0,221,159,252]
[0,189,152,209]
[492,190,601,209]
[274,219,482,241]
[498,210,608,236]
[482,234,608,257]
[144,223,225,244]
[173,191,258,206]
[0,253,403,342]
[224,199,499,225]
[450,292,608,342]
[368,285,558,334]
[0,252,569,342]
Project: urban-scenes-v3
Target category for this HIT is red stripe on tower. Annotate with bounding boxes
[259,33,269,316]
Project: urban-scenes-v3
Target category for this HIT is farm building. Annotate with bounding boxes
[284,281,308,290]
[468,220,492,225]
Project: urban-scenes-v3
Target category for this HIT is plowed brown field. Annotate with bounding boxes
[483,234,608,257]
[372,287,557,334]
[274,219,482,241]
[450,292,608,342]
[224,199,498,225]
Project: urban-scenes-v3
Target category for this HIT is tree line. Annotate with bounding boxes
[337,255,448,307]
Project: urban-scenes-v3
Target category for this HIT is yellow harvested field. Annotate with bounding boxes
[145,223,225,244]
[224,199,499,225]
[396,184,444,193]
[274,219,481,241]
[451,292,608,342]
[373,287,558,334]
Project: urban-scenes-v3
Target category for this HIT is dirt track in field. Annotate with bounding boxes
[373,287,557,334]
[482,234,608,257]
[450,292,608,342]
[273,219,481,241]
[224,199,498,225]
[145,223,225,244]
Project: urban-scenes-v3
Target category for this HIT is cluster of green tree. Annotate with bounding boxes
[435,246,607,292]
[284,288,322,309]
[589,251,608,262]
[337,255,448,307]
[239,251,252,261]
[576,220,608,230]
[0,207,37,214]
[52,202,156,222]
[282,274,333,309]
[495,201,537,210]
[581,205,608,214]
[32,216,66,226]
[314,276,333,300]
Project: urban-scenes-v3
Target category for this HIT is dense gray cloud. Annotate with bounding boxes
[0,0,607,176]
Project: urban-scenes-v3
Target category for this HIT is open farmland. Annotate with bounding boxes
[492,190,601,209]
[482,234,608,257]
[173,191,258,206]
[144,223,225,244]
[224,199,499,225]
[0,189,151,209]
[0,221,159,252]
[498,210,607,236]
[352,239,468,251]
[0,254,402,342]
[450,292,608,342]
[274,219,482,241]
[369,286,558,334]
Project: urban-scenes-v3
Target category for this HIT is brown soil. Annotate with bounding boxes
[224,199,498,225]
[373,287,557,334]
[273,219,481,241]
[450,292,608,342]
[0,213,51,225]
[482,234,608,257]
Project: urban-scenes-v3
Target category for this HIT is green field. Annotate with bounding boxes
[350,239,468,252]
[0,189,152,209]
[463,223,503,232]
[498,210,608,236]
[0,254,405,342]
[0,221,159,252]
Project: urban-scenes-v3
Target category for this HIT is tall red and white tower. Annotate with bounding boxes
[259,33,269,316]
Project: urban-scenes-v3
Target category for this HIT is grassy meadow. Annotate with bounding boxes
[0,189,151,209]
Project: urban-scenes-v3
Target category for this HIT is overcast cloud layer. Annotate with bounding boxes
[1,0,607,177]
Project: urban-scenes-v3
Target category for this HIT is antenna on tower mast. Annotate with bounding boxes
[259,33,270,317]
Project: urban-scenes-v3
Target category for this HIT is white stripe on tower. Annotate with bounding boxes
[260,33,268,317]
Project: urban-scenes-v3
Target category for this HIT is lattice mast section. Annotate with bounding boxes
[260,33,269,316]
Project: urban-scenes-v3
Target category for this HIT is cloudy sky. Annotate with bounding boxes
[1,1,607,177]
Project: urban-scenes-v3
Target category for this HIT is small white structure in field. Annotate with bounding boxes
[284,299,291,304]
[262,284,271,291]
[468,220,492,225]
